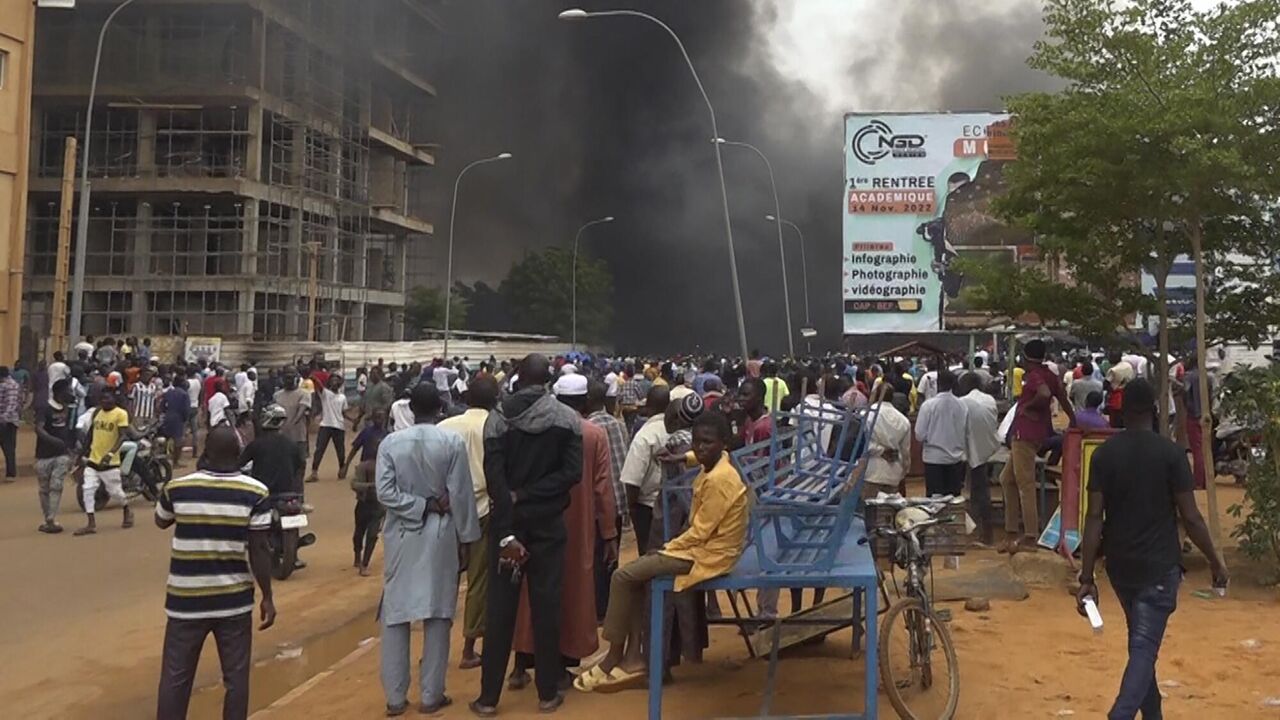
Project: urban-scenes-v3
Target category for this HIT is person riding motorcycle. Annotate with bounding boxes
[239,404,309,567]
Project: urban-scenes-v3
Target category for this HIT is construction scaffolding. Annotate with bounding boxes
[23,0,439,349]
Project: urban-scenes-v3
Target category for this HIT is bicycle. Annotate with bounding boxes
[866,495,962,720]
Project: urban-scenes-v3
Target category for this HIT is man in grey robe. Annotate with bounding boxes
[376,384,480,715]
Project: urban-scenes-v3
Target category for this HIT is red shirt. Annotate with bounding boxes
[202,375,222,409]
[740,412,774,446]
[312,369,330,390]
[1011,363,1067,444]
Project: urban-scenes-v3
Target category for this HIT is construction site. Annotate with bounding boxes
[21,0,441,347]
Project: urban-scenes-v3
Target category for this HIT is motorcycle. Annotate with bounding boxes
[269,492,316,580]
[76,422,174,511]
[1213,420,1258,485]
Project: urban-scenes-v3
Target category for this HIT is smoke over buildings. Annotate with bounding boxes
[431,1,1057,353]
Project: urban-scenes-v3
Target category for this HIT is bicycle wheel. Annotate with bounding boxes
[878,597,960,720]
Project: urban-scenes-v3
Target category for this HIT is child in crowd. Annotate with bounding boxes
[345,410,388,576]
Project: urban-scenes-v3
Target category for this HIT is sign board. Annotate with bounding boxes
[184,336,222,364]
[843,112,1014,334]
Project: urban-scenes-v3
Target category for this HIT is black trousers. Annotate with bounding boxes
[479,518,567,704]
[0,422,16,478]
[631,503,654,556]
[924,461,967,497]
[968,463,994,544]
[353,495,384,566]
[156,612,252,720]
[311,426,346,471]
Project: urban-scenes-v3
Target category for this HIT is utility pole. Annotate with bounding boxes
[306,242,320,342]
[50,137,77,356]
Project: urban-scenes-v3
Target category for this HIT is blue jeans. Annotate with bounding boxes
[1108,567,1181,719]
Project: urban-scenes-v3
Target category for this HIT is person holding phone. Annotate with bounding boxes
[1077,378,1228,720]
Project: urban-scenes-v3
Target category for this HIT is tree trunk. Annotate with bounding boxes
[1189,220,1223,548]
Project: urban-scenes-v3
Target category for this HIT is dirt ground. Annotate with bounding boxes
[2,424,1279,719]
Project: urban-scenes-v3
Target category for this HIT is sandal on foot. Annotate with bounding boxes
[385,702,409,717]
[572,665,610,693]
[468,700,497,717]
[73,526,96,536]
[459,655,481,670]
[538,694,565,713]
[592,667,645,694]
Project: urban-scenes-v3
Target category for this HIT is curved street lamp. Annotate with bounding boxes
[766,214,812,352]
[559,8,749,359]
[444,152,512,357]
[571,216,614,350]
[718,138,793,356]
[69,0,139,343]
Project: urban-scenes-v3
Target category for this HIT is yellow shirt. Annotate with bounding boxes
[88,407,130,467]
[762,377,789,413]
[661,452,752,592]
[1012,367,1026,398]
[437,407,491,518]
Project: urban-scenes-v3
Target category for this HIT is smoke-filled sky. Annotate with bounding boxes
[429,0,1060,354]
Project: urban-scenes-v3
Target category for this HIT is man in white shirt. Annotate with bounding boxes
[1121,350,1149,380]
[237,369,257,415]
[916,358,940,403]
[207,382,232,429]
[958,373,1000,544]
[914,370,968,497]
[389,396,414,432]
[617,386,670,554]
[47,352,72,394]
[438,376,498,670]
[308,374,349,482]
[861,385,912,495]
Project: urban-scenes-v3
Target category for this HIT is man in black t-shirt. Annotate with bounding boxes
[1078,379,1227,720]
[34,379,79,533]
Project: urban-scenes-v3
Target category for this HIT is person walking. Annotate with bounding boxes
[472,355,583,716]
[999,339,1074,553]
[0,366,21,482]
[274,367,312,474]
[309,374,349,482]
[1077,379,1227,720]
[154,427,276,720]
[75,390,136,535]
[957,373,999,544]
[35,379,79,533]
[377,384,480,716]
[158,377,191,470]
[438,375,499,670]
[346,410,388,577]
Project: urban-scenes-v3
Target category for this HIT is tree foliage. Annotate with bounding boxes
[403,285,466,338]
[499,247,614,344]
[452,281,509,332]
[1221,365,1280,569]
[963,0,1280,347]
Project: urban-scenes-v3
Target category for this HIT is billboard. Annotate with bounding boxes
[843,112,1016,334]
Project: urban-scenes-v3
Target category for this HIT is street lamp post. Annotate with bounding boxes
[69,0,139,343]
[559,8,749,360]
[443,152,512,358]
[767,215,811,353]
[718,139,793,356]
[571,216,614,350]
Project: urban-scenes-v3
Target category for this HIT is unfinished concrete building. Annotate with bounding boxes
[22,0,439,343]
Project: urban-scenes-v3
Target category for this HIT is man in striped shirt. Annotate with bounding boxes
[154,427,276,720]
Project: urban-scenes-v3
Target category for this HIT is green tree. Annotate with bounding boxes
[499,247,614,345]
[403,285,467,338]
[965,0,1280,543]
[1221,365,1280,571]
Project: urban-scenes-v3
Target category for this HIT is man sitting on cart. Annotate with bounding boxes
[574,411,751,693]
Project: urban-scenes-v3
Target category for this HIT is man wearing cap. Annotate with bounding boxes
[505,373,619,693]
[473,355,583,715]
[999,339,1074,553]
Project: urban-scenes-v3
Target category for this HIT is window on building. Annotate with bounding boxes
[0,50,9,90]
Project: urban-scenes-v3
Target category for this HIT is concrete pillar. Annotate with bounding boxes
[350,301,365,341]
[245,103,263,182]
[137,109,156,177]
[236,285,255,337]
[240,202,259,276]
[130,202,152,332]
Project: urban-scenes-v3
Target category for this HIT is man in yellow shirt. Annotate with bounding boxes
[573,411,751,692]
[75,390,136,535]
[761,360,789,413]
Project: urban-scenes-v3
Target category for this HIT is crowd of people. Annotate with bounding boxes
[2,333,1237,718]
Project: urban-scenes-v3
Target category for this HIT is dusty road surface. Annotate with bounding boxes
[2,422,1278,719]
[0,428,385,720]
